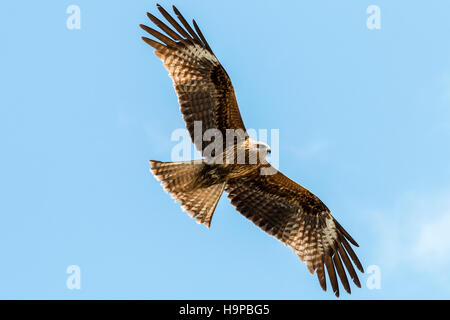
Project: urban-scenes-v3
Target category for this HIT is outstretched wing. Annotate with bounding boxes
[140,4,246,155]
[226,166,364,297]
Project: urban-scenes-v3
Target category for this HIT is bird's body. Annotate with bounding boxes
[150,137,269,226]
[141,4,364,297]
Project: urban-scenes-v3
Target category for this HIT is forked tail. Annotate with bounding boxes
[149,160,225,227]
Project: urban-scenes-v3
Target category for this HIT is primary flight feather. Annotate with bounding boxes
[140,4,364,297]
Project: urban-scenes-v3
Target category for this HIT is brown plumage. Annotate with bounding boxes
[142,4,363,297]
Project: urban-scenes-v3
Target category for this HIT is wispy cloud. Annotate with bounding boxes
[413,210,450,268]
[369,189,450,286]
[442,72,450,104]
[288,139,329,160]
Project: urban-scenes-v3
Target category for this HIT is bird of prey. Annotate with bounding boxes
[140,4,363,297]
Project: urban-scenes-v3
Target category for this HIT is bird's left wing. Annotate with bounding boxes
[140,4,246,155]
[226,167,364,297]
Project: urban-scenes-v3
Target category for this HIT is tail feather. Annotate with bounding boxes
[149,160,225,227]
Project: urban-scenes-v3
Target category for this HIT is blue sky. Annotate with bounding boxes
[1,0,450,299]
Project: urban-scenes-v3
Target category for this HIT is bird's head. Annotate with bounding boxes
[248,139,271,162]
[255,141,271,154]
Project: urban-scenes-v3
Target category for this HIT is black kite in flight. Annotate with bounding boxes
[140,4,364,297]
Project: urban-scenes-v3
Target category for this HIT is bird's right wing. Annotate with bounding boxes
[140,4,246,155]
